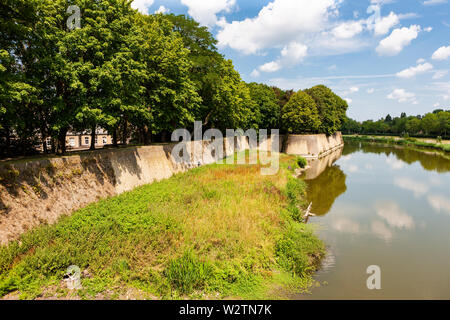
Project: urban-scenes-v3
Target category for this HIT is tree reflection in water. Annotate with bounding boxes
[301,148,347,216]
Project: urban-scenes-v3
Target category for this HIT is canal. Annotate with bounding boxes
[299,141,450,300]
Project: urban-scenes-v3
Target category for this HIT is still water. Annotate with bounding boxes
[299,142,450,300]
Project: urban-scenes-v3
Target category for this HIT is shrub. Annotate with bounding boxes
[297,157,307,169]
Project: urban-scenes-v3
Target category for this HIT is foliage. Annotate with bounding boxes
[305,85,348,136]
[343,110,450,138]
[282,91,320,134]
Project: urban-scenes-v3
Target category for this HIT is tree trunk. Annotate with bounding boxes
[5,126,11,155]
[122,119,128,146]
[112,129,118,147]
[143,126,150,145]
[57,128,68,155]
[90,125,96,150]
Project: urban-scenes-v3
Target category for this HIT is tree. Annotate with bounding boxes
[406,118,421,135]
[247,82,280,130]
[281,91,320,134]
[421,113,439,135]
[305,85,347,136]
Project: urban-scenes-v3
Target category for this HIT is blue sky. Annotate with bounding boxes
[132,0,450,121]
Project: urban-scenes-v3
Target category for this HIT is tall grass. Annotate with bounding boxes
[0,153,324,300]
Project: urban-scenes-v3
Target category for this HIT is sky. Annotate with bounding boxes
[131,0,450,121]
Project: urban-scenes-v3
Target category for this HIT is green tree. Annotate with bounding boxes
[421,113,439,135]
[305,85,347,135]
[281,91,320,134]
[247,82,280,129]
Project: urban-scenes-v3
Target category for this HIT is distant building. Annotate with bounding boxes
[44,128,113,151]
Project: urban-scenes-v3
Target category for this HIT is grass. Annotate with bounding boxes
[344,135,450,153]
[0,152,324,300]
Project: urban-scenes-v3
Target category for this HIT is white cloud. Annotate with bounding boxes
[344,98,353,104]
[433,70,449,79]
[349,86,359,93]
[259,61,281,73]
[154,5,169,14]
[387,89,417,103]
[367,88,375,94]
[332,21,364,39]
[386,157,405,170]
[432,46,450,60]
[250,69,260,77]
[394,177,429,197]
[131,0,154,14]
[376,25,421,56]
[417,58,426,64]
[181,0,236,27]
[372,12,400,36]
[423,0,448,5]
[375,202,415,229]
[396,62,434,78]
[217,0,339,55]
[258,42,308,73]
[371,220,393,242]
[428,195,450,214]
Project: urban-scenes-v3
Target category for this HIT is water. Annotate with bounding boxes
[298,142,450,300]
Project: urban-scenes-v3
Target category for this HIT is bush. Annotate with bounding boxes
[297,157,307,169]
[437,136,443,143]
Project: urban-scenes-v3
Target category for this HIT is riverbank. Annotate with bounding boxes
[0,152,325,300]
[344,135,450,153]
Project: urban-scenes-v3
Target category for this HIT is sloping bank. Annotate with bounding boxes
[0,150,325,300]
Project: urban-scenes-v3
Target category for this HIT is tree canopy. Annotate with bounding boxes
[0,1,348,158]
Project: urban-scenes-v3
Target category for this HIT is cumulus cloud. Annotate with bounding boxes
[131,0,154,14]
[257,42,308,73]
[428,195,450,214]
[387,89,417,103]
[181,0,236,27]
[375,202,415,230]
[394,177,429,197]
[332,21,364,39]
[155,5,169,14]
[396,62,434,78]
[376,25,421,56]
[432,46,450,60]
[217,0,339,55]
[372,12,400,36]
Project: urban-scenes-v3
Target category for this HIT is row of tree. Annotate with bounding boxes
[0,0,347,158]
[342,109,450,137]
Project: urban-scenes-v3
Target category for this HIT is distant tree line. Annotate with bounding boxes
[342,109,450,138]
[0,0,347,158]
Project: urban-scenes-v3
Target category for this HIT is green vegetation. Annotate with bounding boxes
[0,154,325,300]
[342,110,450,138]
[1,1,347,159]
[282,91,320,134]
[344,135,450,153]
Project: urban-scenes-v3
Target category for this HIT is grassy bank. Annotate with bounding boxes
[0,153,324,300]
[344,135,450,153]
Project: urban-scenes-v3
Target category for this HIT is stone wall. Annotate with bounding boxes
[283,132,344,158]
[0,133,343,244]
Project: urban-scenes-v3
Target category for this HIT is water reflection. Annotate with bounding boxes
[344,141,450,172]
[298,141,450,300]
[301,148,347,216]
